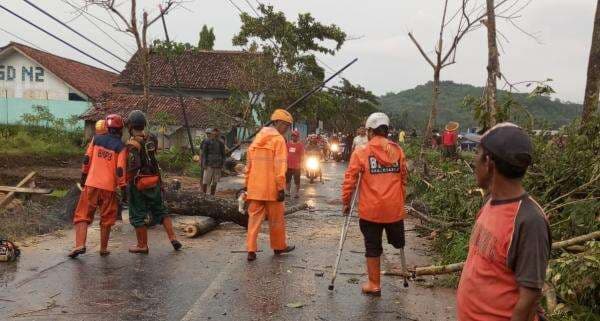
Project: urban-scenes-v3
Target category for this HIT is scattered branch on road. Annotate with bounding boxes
[409,231,600,277]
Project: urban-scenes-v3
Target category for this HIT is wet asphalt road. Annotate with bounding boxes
[0,162,456,321]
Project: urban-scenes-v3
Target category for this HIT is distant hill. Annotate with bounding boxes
[379,81,582,130]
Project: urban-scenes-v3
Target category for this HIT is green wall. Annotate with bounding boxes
[0,98,90,127]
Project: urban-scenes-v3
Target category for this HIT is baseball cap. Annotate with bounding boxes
[474,123,533,168]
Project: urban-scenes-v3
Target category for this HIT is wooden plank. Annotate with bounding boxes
[0,171,37,208]
[0,186,53,194]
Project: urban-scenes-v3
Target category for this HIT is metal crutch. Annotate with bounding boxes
[328,174,362,291]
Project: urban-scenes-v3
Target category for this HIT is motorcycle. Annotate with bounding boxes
[330,142,345,162]
[305,153,322,184]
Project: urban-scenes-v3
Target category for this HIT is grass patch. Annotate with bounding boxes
[50,189,68,198]
[0,126,84,158]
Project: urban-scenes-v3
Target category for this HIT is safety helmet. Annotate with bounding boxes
[127,110,147,128]
[270,109,293,124]
[95,119,108,135]
[291,130,300,137]
[105,114,124,129]
[365,112,390,129]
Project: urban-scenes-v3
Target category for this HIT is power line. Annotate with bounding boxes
[61,0,135,56]
[23,0,128,63]
[0,26,45,51]
[0,3,120,73]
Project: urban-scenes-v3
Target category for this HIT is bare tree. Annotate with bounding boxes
[582,0,600,126]
[83,0,182,111]
[483,0,500,127]
[408,0,522,144]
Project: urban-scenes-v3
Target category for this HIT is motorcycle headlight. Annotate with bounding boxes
[306,157,319,170]
[330,144,339,152]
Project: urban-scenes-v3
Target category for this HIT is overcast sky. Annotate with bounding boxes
[0,0,594,103]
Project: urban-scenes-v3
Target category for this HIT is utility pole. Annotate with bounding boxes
[159,6,196,154]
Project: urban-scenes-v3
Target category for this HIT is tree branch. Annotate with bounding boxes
[408,32,435,68]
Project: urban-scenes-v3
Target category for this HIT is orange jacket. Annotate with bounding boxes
[245,127,287,201]
[341,136,408,223]
[82,134,127,192]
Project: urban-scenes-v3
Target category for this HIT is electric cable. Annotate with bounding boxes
[23,0,128,63]
[0,3,120,73]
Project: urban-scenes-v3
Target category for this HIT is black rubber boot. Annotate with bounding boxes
[274,245,296,255]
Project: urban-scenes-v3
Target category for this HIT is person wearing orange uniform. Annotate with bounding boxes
[341,112,408,296]
[69,114,127,258]
[244,109,296,261]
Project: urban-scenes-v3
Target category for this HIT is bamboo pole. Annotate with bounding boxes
[410,231,600,276]
[0,171,36,208]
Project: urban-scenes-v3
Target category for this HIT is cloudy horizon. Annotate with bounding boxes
[0,0,594,103]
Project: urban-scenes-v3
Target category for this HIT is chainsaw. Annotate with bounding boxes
[0,238,20,262]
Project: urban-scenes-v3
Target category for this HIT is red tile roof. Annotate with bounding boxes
[1,42,121,101]
[116,49,264,92]
[83,93,241,130]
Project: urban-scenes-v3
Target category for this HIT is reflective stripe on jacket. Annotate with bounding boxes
[245,127,287,201]
[341,136,407,223]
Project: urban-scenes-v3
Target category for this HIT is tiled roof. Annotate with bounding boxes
[82,93,240,130]
[0,42,121,101]
[116,49,264,91]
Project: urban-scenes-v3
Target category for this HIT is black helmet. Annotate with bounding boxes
[127,110,147,128]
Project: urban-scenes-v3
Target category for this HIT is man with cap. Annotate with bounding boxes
[456,123,551,321]
[201,127,226,195]
[125,110,182,254]
[341,112,408,296]
[286,129,304,198]
[243,109,296,261]
[69,114,127,258]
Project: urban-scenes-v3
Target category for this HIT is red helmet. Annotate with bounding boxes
[105,114,124,129]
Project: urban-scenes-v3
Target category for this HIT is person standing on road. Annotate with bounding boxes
[244,109,296,261]
[398,129,406,145]
[352,127,368,152]
[341,112,408,296]
[125,110,182,254]
[69,114,127,258]
[202,128,226,195]
[286,130,304,198]
[456,123,551,321]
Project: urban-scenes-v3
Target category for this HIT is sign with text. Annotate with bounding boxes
[0,65,44,82]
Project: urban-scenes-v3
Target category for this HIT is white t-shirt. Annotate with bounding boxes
[352,135,368,150]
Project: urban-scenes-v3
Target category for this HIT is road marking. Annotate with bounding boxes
[180,256,237,321]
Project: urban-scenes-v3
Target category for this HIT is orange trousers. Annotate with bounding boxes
[73,186,118,227]
[246,200,287,252]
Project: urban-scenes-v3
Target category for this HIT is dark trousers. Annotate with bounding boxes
[359,219,405,257]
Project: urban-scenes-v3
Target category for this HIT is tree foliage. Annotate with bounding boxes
[229,3,364,133]
[232,4,346,80]
[198,25,215,50]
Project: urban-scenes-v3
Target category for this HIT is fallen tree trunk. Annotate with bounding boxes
[174,216,220,238]
[410,231,600,276]
[165,190,308,227]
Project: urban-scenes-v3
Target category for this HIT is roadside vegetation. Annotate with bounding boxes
[405,115,600,321]
[0,105,85,158]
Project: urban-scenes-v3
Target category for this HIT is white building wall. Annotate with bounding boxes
[0,50,79,101]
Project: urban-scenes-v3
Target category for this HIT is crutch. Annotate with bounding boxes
[399,247,409,288]
[328,174,362,291]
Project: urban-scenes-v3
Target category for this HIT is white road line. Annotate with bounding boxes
[180,256,237,321]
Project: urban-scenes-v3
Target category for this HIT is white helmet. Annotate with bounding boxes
[365,112,390,129]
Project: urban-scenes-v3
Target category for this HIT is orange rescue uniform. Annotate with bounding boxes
[73,134,127,227]
[341,136,408,223]
[245,127,288,252]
